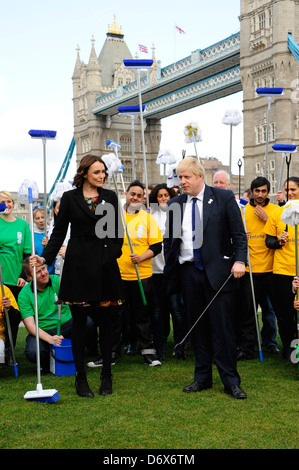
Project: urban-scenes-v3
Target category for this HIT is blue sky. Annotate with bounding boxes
[0,0,243,192]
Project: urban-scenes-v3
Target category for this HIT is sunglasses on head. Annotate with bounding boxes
[33,205,44,211]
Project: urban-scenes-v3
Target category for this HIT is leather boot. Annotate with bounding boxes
[99,370,112,396]
[75,372,94,398]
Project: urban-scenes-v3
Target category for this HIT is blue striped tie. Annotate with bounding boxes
[192,197,204,270]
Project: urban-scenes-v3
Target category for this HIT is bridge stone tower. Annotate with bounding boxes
[72,16,162,187]
[240,0,299,195]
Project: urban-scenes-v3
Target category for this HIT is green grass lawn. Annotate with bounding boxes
[0,324,298,450]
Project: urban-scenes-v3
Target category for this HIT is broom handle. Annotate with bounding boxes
[28,188,42,385]
[0,263,18,375]
[112,174,147,306]
[56,258,64,336]
[241,207,263,362]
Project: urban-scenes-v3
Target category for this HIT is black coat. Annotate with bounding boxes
[42,186,124,303]
[163,185,247,294]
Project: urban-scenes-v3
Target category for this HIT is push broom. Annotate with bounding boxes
[102,144,147,307]
[239,198,263,362]
[19,181,60,402]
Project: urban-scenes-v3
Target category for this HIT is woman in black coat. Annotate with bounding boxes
[31,155,124,397]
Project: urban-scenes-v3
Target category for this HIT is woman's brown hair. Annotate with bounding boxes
[73,154,108,188]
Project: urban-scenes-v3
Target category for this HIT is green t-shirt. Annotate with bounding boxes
[18,275,72,331]
[0,217,32,285]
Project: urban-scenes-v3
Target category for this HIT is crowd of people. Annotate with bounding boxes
[0,156,298,400]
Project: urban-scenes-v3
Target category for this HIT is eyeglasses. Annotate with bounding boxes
[33,205,44,211]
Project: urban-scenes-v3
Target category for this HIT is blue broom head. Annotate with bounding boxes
[28,129,57,139]
[123,59,153,69]
[118,105,145,114]
[24,386,60,403]
[25,392,60,403]
[239,198,249,208]
[106,139,120,150]
[272,144,297,153]
[256,87,284,96]
[0,202,7,214]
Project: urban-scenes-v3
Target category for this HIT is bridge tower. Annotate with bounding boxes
[72,16,162,187]
[240,0,299,195]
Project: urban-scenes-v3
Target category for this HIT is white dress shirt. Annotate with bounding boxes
[179,185,205,264]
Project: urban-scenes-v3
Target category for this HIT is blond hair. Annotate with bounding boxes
[0,191,14,203]
[177,157,205,180]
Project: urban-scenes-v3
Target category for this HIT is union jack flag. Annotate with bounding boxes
[175,25,186,34]
[139,44,148,53]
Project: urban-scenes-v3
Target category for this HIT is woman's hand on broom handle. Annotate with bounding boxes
[29,254,46,268]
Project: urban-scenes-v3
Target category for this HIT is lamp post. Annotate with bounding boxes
[28,129,57,235]
[256,87,284,179]
[237,158,243,199]
[123,59,153,208]
[222,110,242,180]
[118,104,145,181]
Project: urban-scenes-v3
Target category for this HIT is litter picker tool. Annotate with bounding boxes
[281,200,299,366]
[256,88,284,179]
[28,129,57,236]
[118,105,145,181]
[123,59,153,208]
[102,146,147,307]
[19,180,60,403]
[0,262,18,377]
[174,272,234,354]
[239,198,263,362]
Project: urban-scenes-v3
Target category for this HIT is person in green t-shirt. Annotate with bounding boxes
[18,258,73,371]
[0,190,32,356]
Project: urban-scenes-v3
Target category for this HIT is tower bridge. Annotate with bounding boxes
[92,33,241,119]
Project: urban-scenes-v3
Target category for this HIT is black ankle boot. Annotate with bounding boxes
[75,372,94,398]
[99,370,112,396]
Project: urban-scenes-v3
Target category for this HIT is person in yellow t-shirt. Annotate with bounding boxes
[0,284,19,366]
[264,176,299,363]
[117,180,163,367]
[236,177,279,360]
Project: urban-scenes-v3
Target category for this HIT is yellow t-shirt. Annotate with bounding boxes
[0,285,19,342]
[243,202,278,273]
[117,209,163,281]
[264,206,298,276]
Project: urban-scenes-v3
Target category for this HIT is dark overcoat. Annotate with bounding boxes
[163,185,247,294]
[42,186,124,303]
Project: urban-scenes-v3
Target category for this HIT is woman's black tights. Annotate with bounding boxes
[70,305,113,374]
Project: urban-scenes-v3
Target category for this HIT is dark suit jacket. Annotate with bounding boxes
[42,186,124,303]
[163,185,247,294]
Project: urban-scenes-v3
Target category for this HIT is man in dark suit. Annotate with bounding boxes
[164,157,248,399]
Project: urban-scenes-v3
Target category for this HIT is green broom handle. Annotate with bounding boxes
[112,174,147,306]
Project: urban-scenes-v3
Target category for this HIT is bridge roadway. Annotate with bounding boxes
[93,33,242,120]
